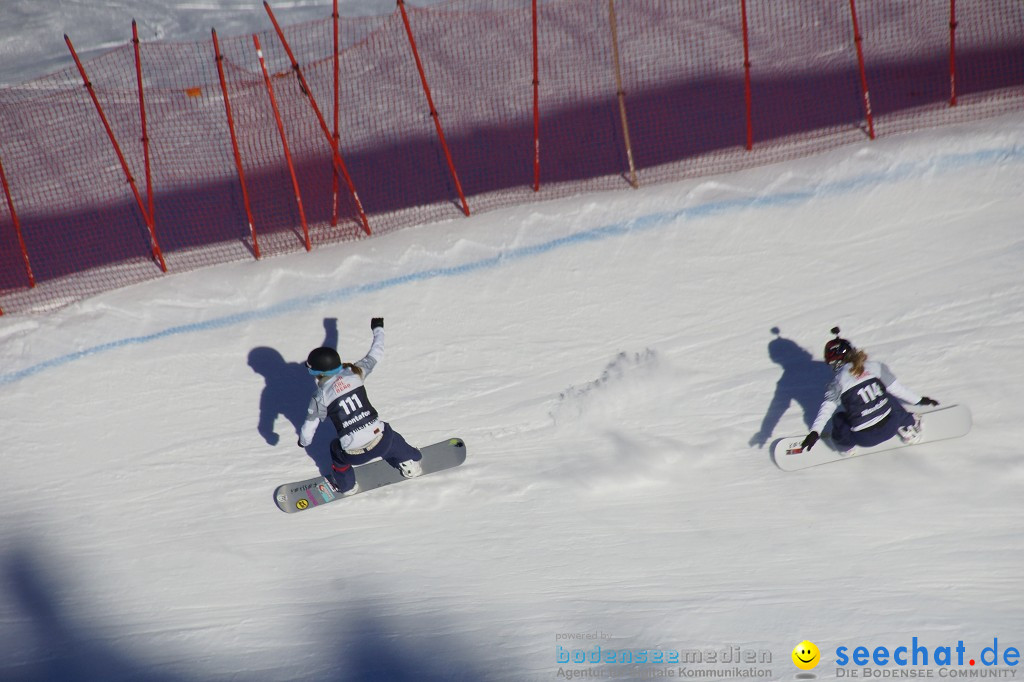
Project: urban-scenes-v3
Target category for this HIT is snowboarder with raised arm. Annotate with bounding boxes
[801,328,939,453]
[298,317,422,493]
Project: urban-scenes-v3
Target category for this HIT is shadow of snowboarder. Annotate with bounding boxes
[750,327,832,448]
[249,318,339,475]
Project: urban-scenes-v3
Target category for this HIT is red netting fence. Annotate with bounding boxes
[1,0,1022,314]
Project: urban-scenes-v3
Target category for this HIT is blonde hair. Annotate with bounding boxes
[316,362,365,382]
[848,349,868,376]
[342,362,364,378]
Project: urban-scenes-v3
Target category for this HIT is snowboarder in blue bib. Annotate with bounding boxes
[801,328,939,453]
[298,317,422,493]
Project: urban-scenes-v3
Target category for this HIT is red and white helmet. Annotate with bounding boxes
[823,327,854,368]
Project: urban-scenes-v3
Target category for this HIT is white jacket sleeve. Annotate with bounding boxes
[885,379,921,405]
[810,380,841,433]
[878,362,922,404]
[354,327,384,378]
[298,396,322,447]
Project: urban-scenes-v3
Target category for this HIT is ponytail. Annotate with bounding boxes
[316,362,365,383]
[849,349,868,376]
[342,362,364,378]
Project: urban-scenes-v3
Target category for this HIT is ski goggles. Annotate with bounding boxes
[306,363,342,376]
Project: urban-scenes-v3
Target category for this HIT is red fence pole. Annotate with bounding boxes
[263,1,372,236]
[65,34,168,271]
[396,0,471,216]
[132,20,156,234]
[254,33,312,251]
[740,0,753,150]
[532,0,540,191]
[847,0,876,139]
[949,0,958,106]
[0,152,35,290]
[331,0,341,225]
[212,29,261,259]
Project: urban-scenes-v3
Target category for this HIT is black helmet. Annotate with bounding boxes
[824,327,854,368]
[306,347,341,375]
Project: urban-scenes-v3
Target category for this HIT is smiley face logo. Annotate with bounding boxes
[792,641,820,670]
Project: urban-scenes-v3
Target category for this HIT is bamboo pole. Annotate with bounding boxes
[532,0,541,191]
[949,0,959,106]
[608,0,638,188]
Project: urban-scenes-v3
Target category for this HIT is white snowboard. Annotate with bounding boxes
[771,404,972,471]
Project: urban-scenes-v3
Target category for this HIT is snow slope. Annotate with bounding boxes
[2,2,1024,681]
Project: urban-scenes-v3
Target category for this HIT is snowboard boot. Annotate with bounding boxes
[397,458,423,479]
[897,414,923,445]
[327,473,359,495]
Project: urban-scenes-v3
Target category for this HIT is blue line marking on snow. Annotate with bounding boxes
[2,144,1022,386]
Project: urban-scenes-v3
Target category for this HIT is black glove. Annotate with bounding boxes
[917,397,939,406]
[371,317,384,330]
[801,431,820,451]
